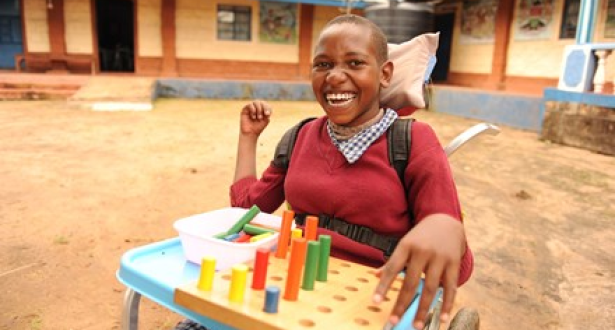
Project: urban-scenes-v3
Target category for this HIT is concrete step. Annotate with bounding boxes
[68,101,154,111]
[0,82,81,91]
[68,76,156,111]
[0,87,77,100]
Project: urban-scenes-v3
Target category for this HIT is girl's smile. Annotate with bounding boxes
[311,23,393,127]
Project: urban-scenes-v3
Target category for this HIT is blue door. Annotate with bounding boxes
[0,0,23,69]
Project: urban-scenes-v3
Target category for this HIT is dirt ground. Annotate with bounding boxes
[1,99,613,330]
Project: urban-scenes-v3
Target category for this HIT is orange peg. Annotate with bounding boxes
[283,238,307,301]
[305,216,318,241]
[275,210,294,259]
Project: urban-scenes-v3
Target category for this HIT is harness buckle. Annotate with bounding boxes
[318,214,332,229]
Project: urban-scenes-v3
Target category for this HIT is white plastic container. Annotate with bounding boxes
[174,207,281,271]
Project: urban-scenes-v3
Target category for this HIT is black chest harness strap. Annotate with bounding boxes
[294,213,400,257]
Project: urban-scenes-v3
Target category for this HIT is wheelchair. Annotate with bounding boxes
[393,122,500,330]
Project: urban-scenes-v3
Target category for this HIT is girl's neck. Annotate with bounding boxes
[329,108,384,140]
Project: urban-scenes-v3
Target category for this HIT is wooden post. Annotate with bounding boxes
[298,4,314,79]
[489,0,514,90]
[593,50,611,94]
[47,0,67,72]
[161,0,178,76]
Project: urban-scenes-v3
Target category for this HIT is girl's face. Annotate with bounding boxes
[311,23,393,127]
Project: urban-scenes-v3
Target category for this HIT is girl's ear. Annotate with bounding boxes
[380,60,394,89]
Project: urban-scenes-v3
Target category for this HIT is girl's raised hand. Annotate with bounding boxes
[240,100,272,136]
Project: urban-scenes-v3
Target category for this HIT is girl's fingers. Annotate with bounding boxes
[391,254,425,325]
[250,101,272,120]
[413,260,445,330]
[254,101,264,119]
[245,103,257,120]
[373,266,383,278]
[373,249,406,305]
[439,263,460,323]
[263,103,272,117]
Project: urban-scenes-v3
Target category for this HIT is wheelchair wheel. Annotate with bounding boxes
[447,307,480,330]
[423,296,443,330]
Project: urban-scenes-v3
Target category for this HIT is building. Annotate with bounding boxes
[1,0,613,94]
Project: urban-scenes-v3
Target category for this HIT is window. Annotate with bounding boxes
[560,0,580,39]
[217,5,251,41]
[0,16,22,44]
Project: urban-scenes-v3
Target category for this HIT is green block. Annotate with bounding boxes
[316,235,331,282]
[213,231,229,239]
[226,205,261,235]
[243,223,275,236]
[302,241,320,290]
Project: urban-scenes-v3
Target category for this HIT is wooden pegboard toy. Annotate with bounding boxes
[173,250,405,330]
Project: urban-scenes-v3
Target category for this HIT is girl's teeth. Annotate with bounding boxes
[327,98,354,106]
[326,93,356,102]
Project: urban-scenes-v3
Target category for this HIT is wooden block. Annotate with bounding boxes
[228,264,249,303]
[251,248,270,290]
[174,256,404,330]
[284,238,307,301]
[274,210,294,259]
[305,216,318,241]
[197,256,216,291]
[301,241,320,291]
[316,235,331,282]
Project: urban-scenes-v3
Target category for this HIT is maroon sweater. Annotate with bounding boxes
[231,116,473,285]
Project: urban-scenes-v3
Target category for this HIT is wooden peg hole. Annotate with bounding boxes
[367,305,382,312]
[340,262,351,267]
[333,294,347,301]
[356,277,369,283]
[329,269,340,275]
[221,274,231,281]
[299,319,315,327]
[317,306,332,313]
[390,287,400,292]
[345,286,358,292]
[354,318,370,326]
[269,275,283,281]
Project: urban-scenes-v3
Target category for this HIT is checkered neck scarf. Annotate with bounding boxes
[327,108,398,164]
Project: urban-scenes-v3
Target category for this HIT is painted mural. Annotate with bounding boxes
[606,0,615,38]
[515,0,555,40]
[259,1,298,44]
[459,0,498,44]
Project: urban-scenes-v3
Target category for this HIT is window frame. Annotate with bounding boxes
[216,4,252,42]
[559,0,580,39]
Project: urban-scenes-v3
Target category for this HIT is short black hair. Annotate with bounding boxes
[322,14,388,64]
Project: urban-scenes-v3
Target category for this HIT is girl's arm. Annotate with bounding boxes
[233,101,272,182]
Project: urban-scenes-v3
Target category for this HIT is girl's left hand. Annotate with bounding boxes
[372,214,466,330]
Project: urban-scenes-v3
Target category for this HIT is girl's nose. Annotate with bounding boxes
[325,67,348,85]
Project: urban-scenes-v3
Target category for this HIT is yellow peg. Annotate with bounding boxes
[197,256,216,291]
[291,228,303,240]
[228,264,249,303]
[249,232,273,243]
[289,228,303,252]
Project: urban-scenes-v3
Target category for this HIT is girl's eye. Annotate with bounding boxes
[349,60,364,67]
[313,62,331,69]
